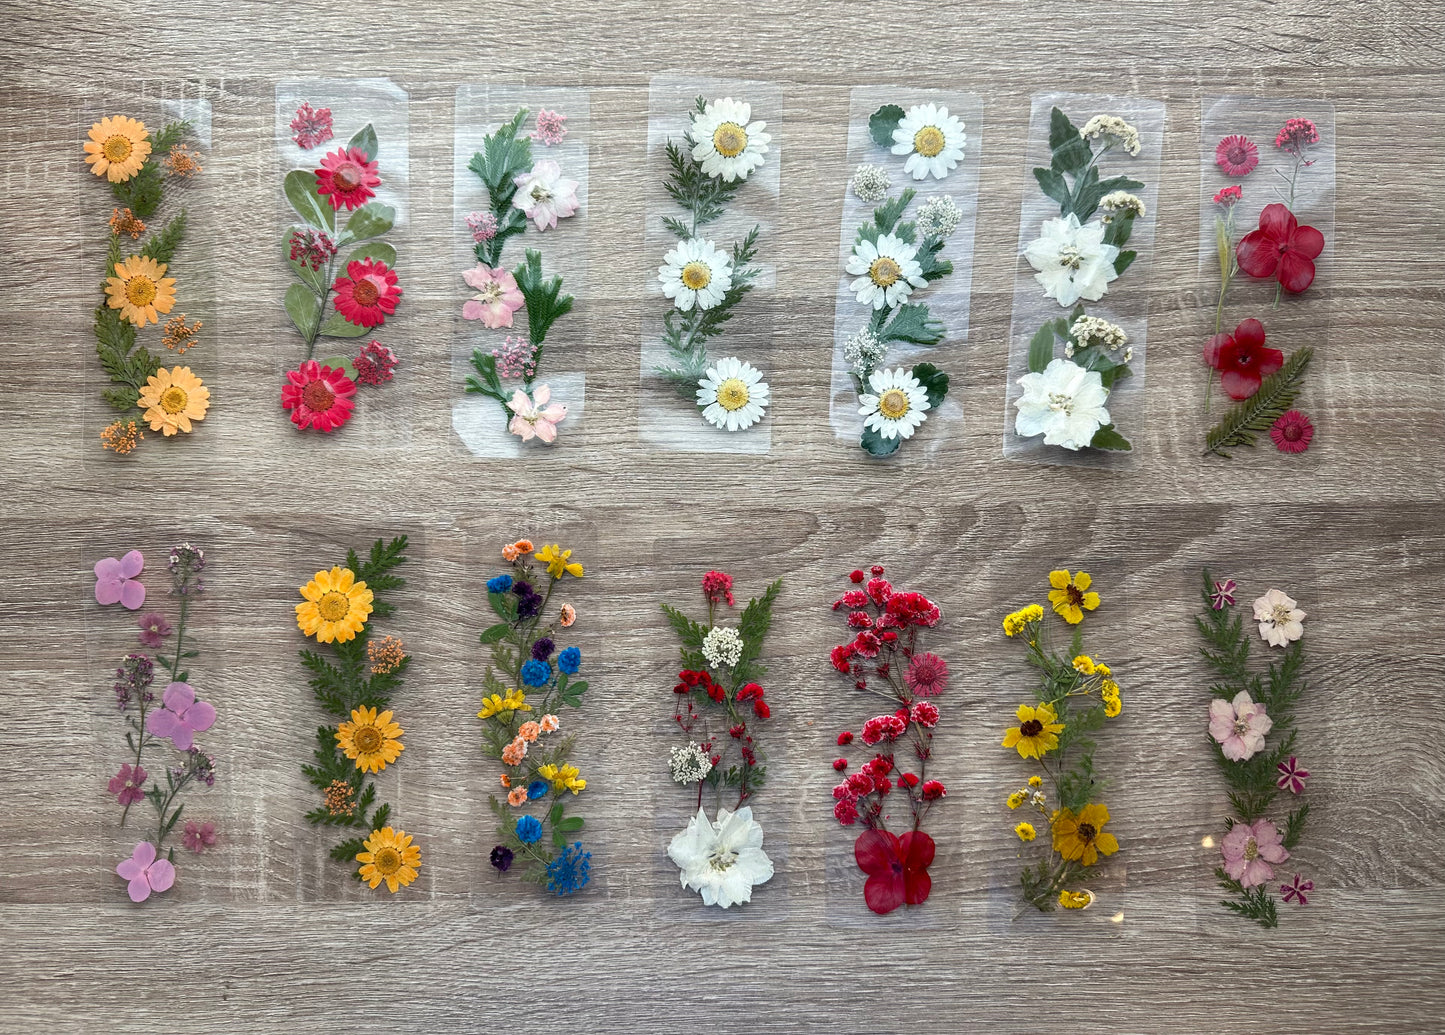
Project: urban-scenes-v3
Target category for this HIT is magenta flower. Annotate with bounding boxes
[904,652,949,697]
[1209,690,1273,761]
[182,820,217,853]
[95,550,145,609]
[107,763,148,806]
[136,611,172,647]
[461,264,524,328]
[1277,756,1310,794]
[1281,873,1314,904]
[147,682,217,751]
[1221,818,1289,888]
[290,102,334,150]
[1210,578,1237,610]
[116,841,176,903]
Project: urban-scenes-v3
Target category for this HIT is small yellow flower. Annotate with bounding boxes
[1096,663,1112,677]
[534,543,584,579]
[1104,694,1122,718]
[84,115,151,182]
[335,706,404,774]
[1059,889,1095,910]
[1048,570,1101,625]
[1102,678,1120,697]
[1028,775,1043,788]
[1015,822,1036,842]
[295,566,373,644]
[1072,655,1096,675]
[539,762,586,794]
[1002,702,1065,759]
[1007,790,1027,810]
[356,826,421,893]
[1051,803,1119,867]
[1002,604,1044,637]
[478,689,531,719]
[106,255,177,328]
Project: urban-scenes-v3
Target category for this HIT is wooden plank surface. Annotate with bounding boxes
[2,0,1444,1031]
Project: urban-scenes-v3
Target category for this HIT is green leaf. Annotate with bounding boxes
[869,104,905,148]
[1028,320,1057,374]
[1089,423,1132,451]
[338,203,395,246]
[1033,168,1071,209]
[344,241,397,268]
[563,680,588,697]
[320,355,358,381]
[912,362,949,409]
[479,622,511,645]
[347,123,379,163]
[317,309,370,339]
[139,213,187,266]
[861,425,903,457]
[465,352,507,402]
[556,816,584,833]
[878,302,943,347]
[514,248,574,351]
[1098,361,1132,391]
[285,170,334,231]
[1114,250,1137,276]
[1204,347,1314,458]
[289,253,327,294]
[1047,107,1092,177]
[285,283,320,339]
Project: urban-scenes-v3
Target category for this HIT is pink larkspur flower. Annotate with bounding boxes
[107,763,148,806]
[1221,818,1289,888]
[507,384,567,443]
[116,841,176,903]
[905,652,949,697]
[461,264,524,328]
[531,109,568,146]
[95,550,145,609]
[147,681,217,752]
[1208,690,1273,761]
[512,159,579,231]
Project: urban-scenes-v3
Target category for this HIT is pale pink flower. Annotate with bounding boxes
[1253,588,1306,647]
[512,159,579,231]
[507,385,567,444]
[116,841,176,903]
[531,110,568,146]
[461,264,524,328]
[1221,818,1289,888]
[1209,690,1273,761]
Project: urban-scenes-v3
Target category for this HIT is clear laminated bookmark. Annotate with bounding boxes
[451,86,591,458]
[638,75,781,454]
[830,87,982,460]
[274,78,413,451]
[1002,92,1165,469]
[80,83,217,470]
[1197,98,1335,462]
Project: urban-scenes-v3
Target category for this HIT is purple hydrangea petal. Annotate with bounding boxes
[186,700,217,734]
[95,557,122,580]
[119,579,147,610]
[147,858,175,894]
[95,575,123,606]
[119,550,145,578]
[161,681,195,711]
[126,875,152,902]
[148,708,180,742]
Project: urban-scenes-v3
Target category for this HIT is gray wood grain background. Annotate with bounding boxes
[2,1,1443,1031]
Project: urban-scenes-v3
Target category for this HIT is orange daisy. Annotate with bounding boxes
[84,116,151,182]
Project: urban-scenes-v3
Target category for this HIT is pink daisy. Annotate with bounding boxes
[332,259,401,329]
[281,360,356,433]
[904,652,948,697]
[1270,410,1314,454]
[315,147,381,211]
[1215,135,1259,177]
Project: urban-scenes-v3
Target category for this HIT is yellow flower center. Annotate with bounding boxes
[1057,245,1084,271]
[351,279,380,306]
[125,275,157,307]
[104,134,134,162]
[373,846,402,875]
[708,846,739,871]
[869,256,901,287]
[1019,718,1043,737]
[712,122,747,157]
[530,183,553,202]
[1076,822,1097,845]
[1271,604,1293,624]
[1243,838,1259,861]
[913,125,946,157]
[318,590,350,621]
[681,261,712,290]
[878,388,910,420]
[715,377,750,411]
[354,726,383,753]
[160,386,188,413]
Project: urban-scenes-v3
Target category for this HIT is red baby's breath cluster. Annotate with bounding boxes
[288,227,338,271]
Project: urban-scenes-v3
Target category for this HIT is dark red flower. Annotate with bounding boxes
[849,570,866,584]
[1270,410,1314,453]
[855,829,935,914]
[837,731,854,746]
[910,701,940,728]
[834,798,859,825]
[1237,203,1325,294]
[870,565,885,577]
[921,780,947,801]
[852,631,882,658]
[899,772,920,788]
[753,699,770,719]
[846,610,874,629]
[833,758,848,771]
[846,773,874,796]
[707,682,726,703]
[861,714,906,746]
[866,578,893,605]
[886,592,941,628]
[830,645,855,673]
[736,682,763,701]
[1204,318,1284,400]
[839,590,868,609]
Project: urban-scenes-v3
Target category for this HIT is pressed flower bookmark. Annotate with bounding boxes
[1199,100,1334,459]
[1003,93,1164,465]
[640,76,780,453]
[454,87,588,457]
[276,80,407,437]
[831,88,982,458]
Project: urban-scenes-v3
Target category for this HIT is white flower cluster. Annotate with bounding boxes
[1070,315,1128,352]
[670,742,714,785]
[1080,115,1142,157]
[843,327,888,377]
[1099,190,1146,224]
[850,163,892,202]
[701,626,744,668]
[915,195,961,239]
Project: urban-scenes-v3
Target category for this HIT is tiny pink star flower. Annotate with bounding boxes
[1221,818,1289,888]
[136,611,172,647]
[182,820,217,853]
[116,841,176,903]
[507,384,567,443]
[1281,873,1313,904]
[1209,690,1273,761]
[95,550,145,609]
[1210,578,1237,610]
[1277,756,1310,794]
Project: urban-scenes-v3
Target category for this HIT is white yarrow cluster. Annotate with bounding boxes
[850,164,891,202]
[915,195,961,239]
[1080,115,1142,156]
[844,328,888,377]
[1070,316,1128,352]
[701,626,744,668]
[670,742,713,784]
[1099,190,1146,224]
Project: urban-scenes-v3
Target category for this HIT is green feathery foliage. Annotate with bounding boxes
[655,227,760,393]
[468,109,534,267]
[1204,347,1314,458]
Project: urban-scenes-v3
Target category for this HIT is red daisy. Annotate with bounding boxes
[1204,318,1283,401]
[332,259,402,329]
[854,829,934,914]
[1215,135,1259,177]
[1270,410,1314,453]
[282,360,356,432]
[315,147,381,211]
[1237,203,1325,294]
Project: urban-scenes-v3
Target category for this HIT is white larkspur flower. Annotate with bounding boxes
[915,195,962,239]
[858,366,930,441]
[846,233,926,310]
[701,626,744,668]
[1253,589,1306,648]
[1023,214,1120,307]
[690,97,770,183]
[659,238,733,312]
[844,327,888,377]
[697,357,769,432]
[511,159,581,231]
[850,163,892,202]
[667,806,774,909]
[1013,357,1111,451]
[669,742,713,784]
[891,103,967,180]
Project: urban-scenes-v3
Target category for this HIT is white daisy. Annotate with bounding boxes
[696,358,769,432]
[1023,214,1121,308]
[690,97,771,183]
[858,367,930,440]
[667,806,774,909]
[659,238,733,312]
[846,233,926,310]
[1013,357,1111,450]
[890,103,967,181]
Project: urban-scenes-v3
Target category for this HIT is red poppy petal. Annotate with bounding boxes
[863,872,906,914]
[1277,251,1317,293]
[1203,333,1232,368]
[1236,230,1279,278]
[1257,347,1285,378]
[1258,202,1297,240]
[1234,318,1267,349]
[900,830,936,871]
[1221,369,1261,400]
[1290,224,1325,260]
[853,829,898,876]
[903,868,933,906]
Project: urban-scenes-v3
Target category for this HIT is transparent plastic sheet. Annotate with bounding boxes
[829,87,983,459]
[638,76,781,454]
[451,86,591,458]
[1196,98,1336,464]
[79,86,217,472]
[273,78,413,452]
[1003,92,1165,469]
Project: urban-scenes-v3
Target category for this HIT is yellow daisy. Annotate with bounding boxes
[1006,790,1027,810]
[1051,803,1119,867]
[105,255,177,327]
[1103,693,1122,719]
[1002,604,1044,637]
[356,826,421,893]
[295,566,373,643]
[534,543,583,579]
[1072,655,1096,675]
[336,705,404,774]
[1002,702,1064,759]
[1015,822,1036,842]
[477,689,530,719]
[1048,569,1100,625]
[1059,889,1095,909]
[84,116,151,182]
[137,365,209,436]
